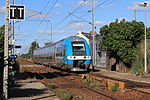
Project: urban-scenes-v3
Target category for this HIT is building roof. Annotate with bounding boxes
[81,32,102,40]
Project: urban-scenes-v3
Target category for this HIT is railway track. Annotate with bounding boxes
[19,59,150,100]
[38,71,118,100]
[20,64,117,99]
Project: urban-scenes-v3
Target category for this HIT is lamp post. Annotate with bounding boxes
[139,2,147,73]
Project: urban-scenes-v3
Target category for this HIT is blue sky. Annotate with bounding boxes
[0,0,150,54]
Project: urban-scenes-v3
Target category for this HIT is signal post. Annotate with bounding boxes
[3,0,9,99]
[3,1,25,99]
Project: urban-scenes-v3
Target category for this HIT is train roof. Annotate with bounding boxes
[35,36,84,51]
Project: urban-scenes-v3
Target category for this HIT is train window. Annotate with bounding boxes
[72,42,85,52]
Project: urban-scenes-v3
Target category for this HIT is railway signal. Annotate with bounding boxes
[9,5,25,20]
[15,45,21,48]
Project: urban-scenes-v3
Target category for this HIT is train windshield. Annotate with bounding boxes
[72,42,85,52]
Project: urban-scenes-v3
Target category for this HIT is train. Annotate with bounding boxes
[33,36,91,71]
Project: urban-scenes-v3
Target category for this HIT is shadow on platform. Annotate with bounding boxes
[9,88,46,98]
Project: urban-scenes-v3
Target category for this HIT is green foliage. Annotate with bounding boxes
[83,77,93,85]
[100,19,144,66]
[110,85,118,92]
[0,25,4,97]
[21,41,39,59]
[147,27,150,39]
[48,83,58,89]
[92,85,103,89]
[20,53,29,59]
[56,89,72,100]
[0,25,4,64]
[132,40,150,74]
[44,42,53,46]
[28,41,39,59]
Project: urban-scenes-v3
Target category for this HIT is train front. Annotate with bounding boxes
[65,36,91,71]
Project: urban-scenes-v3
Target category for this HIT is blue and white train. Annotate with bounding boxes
[33,36,91,71]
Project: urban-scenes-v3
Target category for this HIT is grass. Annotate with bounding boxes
[82,76,104,89]
[47,83,58,89]
[110,85,118,92]
[56,89,72,100]
[131,40,150,74]
[83,77,93,85]
[92,85,103,89]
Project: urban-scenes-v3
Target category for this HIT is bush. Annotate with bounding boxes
[48,83,58,89]
[56,89,72,100]
[131,40,150,74]
[110,85,118,92]
[83,77,93,85]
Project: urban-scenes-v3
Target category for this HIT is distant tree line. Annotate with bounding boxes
[21,41,53,59]
[21,41,39,59]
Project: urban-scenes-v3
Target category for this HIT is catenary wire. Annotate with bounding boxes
[32,0,58,33]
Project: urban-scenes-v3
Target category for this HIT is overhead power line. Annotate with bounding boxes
[57,0,112,31]
[54,0,89,27]
[95,0,109,9]
[31,0,58,33]
[70,13,92,25]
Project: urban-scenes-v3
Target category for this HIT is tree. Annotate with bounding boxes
[28,41,39,59]
[0,25,4,64]
[44,42,53,46]
[100,19,144,66]
[0,25,4,97]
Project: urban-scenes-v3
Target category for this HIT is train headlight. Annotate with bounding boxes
[87,56,91,59]
[67,56,73,60]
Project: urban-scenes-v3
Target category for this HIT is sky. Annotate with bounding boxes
[0,0,150,54]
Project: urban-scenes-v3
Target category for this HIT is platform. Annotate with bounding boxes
[94,69,150,85]
[8,79,60,100]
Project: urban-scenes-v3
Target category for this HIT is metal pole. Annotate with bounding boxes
[139,2,147,73]
[3,0,9,99]
[12,0,15,55]
[92,0,96,68]
[144,6,147,73]
[51,23,52,43]
[134,8,136,21]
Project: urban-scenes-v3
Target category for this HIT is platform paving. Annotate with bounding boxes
[8,79,60,100]
[95,69,150,84]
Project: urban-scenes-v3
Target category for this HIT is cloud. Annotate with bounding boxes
[100,4,115,8]
[117,17,128,22]
[29,12,61,18]
[128,1,150,10]
[77,0,99,6]
[51,3,63,8]
[35,37,50,41]
[38,30,51,34]
[38,30,67,34]
[95,18,128,27]
[53,30,67,34]
[0,6,5,14]
[95,21,110,26]
[67,23,88,29]
[25,9,61,18]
